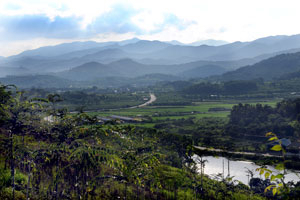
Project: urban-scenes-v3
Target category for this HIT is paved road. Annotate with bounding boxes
[129,93,156,109]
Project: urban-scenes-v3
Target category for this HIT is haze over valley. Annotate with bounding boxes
[2,34,300,88]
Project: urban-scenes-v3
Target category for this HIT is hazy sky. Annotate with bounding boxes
[0,0,300,56]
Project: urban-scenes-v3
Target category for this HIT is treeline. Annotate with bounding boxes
[59,91,145,111]
[153,75,300,102]
[24,88,147,111]
[226,99,300,139]
[178,80,260,96]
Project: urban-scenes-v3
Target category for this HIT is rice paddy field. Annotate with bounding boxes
[88,99,279,127]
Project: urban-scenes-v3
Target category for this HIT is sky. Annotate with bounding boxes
[0,0,300,57]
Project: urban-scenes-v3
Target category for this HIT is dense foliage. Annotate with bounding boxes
[173,80,262,100]
[227,100,300,139]
[0,85,269,199]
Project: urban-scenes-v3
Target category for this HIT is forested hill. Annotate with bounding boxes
[217,52,300,81]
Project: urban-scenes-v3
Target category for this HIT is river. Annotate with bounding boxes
[194,155,300,185]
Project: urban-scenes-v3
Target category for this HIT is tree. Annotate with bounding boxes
[0,85,45,199]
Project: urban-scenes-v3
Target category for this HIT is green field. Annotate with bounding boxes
[88,100,279,124]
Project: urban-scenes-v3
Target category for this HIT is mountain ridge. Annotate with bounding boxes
[216,52,300,81]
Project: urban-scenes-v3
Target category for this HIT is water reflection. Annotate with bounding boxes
[194,155,300,185]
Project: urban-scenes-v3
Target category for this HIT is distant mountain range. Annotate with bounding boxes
[9,38,141,58]
[187,39,228,46]
[56,58,262,81]
[1,34,300,88]
[165,39,228,46]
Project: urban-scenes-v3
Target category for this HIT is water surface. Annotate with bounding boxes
[194,155,300,185]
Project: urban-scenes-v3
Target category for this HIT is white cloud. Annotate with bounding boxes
[131,11,165,32]
[1,0,300,56]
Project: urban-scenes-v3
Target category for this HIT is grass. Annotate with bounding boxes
[87,99,278,124]
[151,112,230,121]
[137,123,156,128]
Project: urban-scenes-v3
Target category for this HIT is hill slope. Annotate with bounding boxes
[218,52,300,81]
[58,62,121,81]
[0,75,76,88]
[180,65,227,78]
[57,59,235,81]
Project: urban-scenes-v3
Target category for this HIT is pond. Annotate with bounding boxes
[194,155,300,185]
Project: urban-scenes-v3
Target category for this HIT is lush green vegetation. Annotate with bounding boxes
[0,85,272,199]
[2,79,300,199]
[25,88,149,111]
